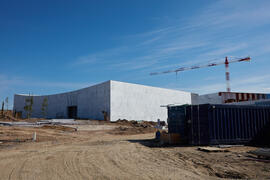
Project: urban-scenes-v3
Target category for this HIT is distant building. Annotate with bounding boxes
[13,80,197,122]
[197,92,270,105]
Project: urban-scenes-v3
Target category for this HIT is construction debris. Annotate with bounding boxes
[41,125,77,132]
[160,131,182,145]
[248,148,270,159]
[0,111,17,121]
[216,145,244,148]
[0,119,79,127]
[114,119,157,128]
[197,147,230,153]
[32,132,36,142]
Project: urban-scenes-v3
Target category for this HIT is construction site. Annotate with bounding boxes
[0,56,270,179]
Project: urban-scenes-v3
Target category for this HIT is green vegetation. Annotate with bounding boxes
[41,97,48,118]
[1,101,4,117]
[24,95,34,119]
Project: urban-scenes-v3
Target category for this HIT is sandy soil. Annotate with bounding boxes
[0,123,270,180]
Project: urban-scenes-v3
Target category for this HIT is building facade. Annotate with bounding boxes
[13,80,196,122]
[198,92,270,105]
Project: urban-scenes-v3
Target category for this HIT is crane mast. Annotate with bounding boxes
[225,57,230,92]
[150,56,251,92]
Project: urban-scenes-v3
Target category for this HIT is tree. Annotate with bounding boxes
[5,97,8,110]
[1,101,4,117]
[24,95,34,119]
[41,97,48,118]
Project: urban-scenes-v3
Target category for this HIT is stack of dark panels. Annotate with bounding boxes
[167,105,188,143]
[168,104,270,145]
[186,105,210,145]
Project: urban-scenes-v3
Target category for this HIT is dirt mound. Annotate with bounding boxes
[109,120,158,135]
[0,127,32,143]
[0,124,78,148]
[109,126,156,135]
[0,110,20,122]
[0,115,44,123]
[114,119,157,128]
[0,114,17,122]
[40,125,77,132]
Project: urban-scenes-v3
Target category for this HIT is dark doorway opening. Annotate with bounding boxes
[67,106,77,119]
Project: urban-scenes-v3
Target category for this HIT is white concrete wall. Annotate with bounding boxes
[110,81,193,122]
[191,93,200,105]
[13,81,110,120]
[198,93,222,104]
[14,80,195,122]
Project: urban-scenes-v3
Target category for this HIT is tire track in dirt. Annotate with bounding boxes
[65,150,90,179]
[8,167,15,180]
[0,132,265,179]
[0,136,207,180]
[18,159,28,179]
[5,152,33,180]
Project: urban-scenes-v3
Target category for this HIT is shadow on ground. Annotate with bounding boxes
[127,138,193,148]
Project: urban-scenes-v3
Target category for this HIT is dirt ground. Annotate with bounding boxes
[0,121,270,180]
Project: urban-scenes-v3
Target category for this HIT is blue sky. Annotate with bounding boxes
[1,0,270,108]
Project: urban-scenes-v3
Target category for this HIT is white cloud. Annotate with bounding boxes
[188,0,270,30]
[72,46,128,66]
[174,74,270,95]
[200,43,248,58]
[69,0,270,91]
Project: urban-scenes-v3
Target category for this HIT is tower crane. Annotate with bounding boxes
[150,56,251,92]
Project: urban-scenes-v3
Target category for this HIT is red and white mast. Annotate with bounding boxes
[225,57,231,92]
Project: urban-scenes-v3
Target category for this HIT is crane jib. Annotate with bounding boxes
[150,56,251,75]
[149,56,251,92]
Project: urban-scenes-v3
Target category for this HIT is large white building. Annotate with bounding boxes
[13,80,197,122]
